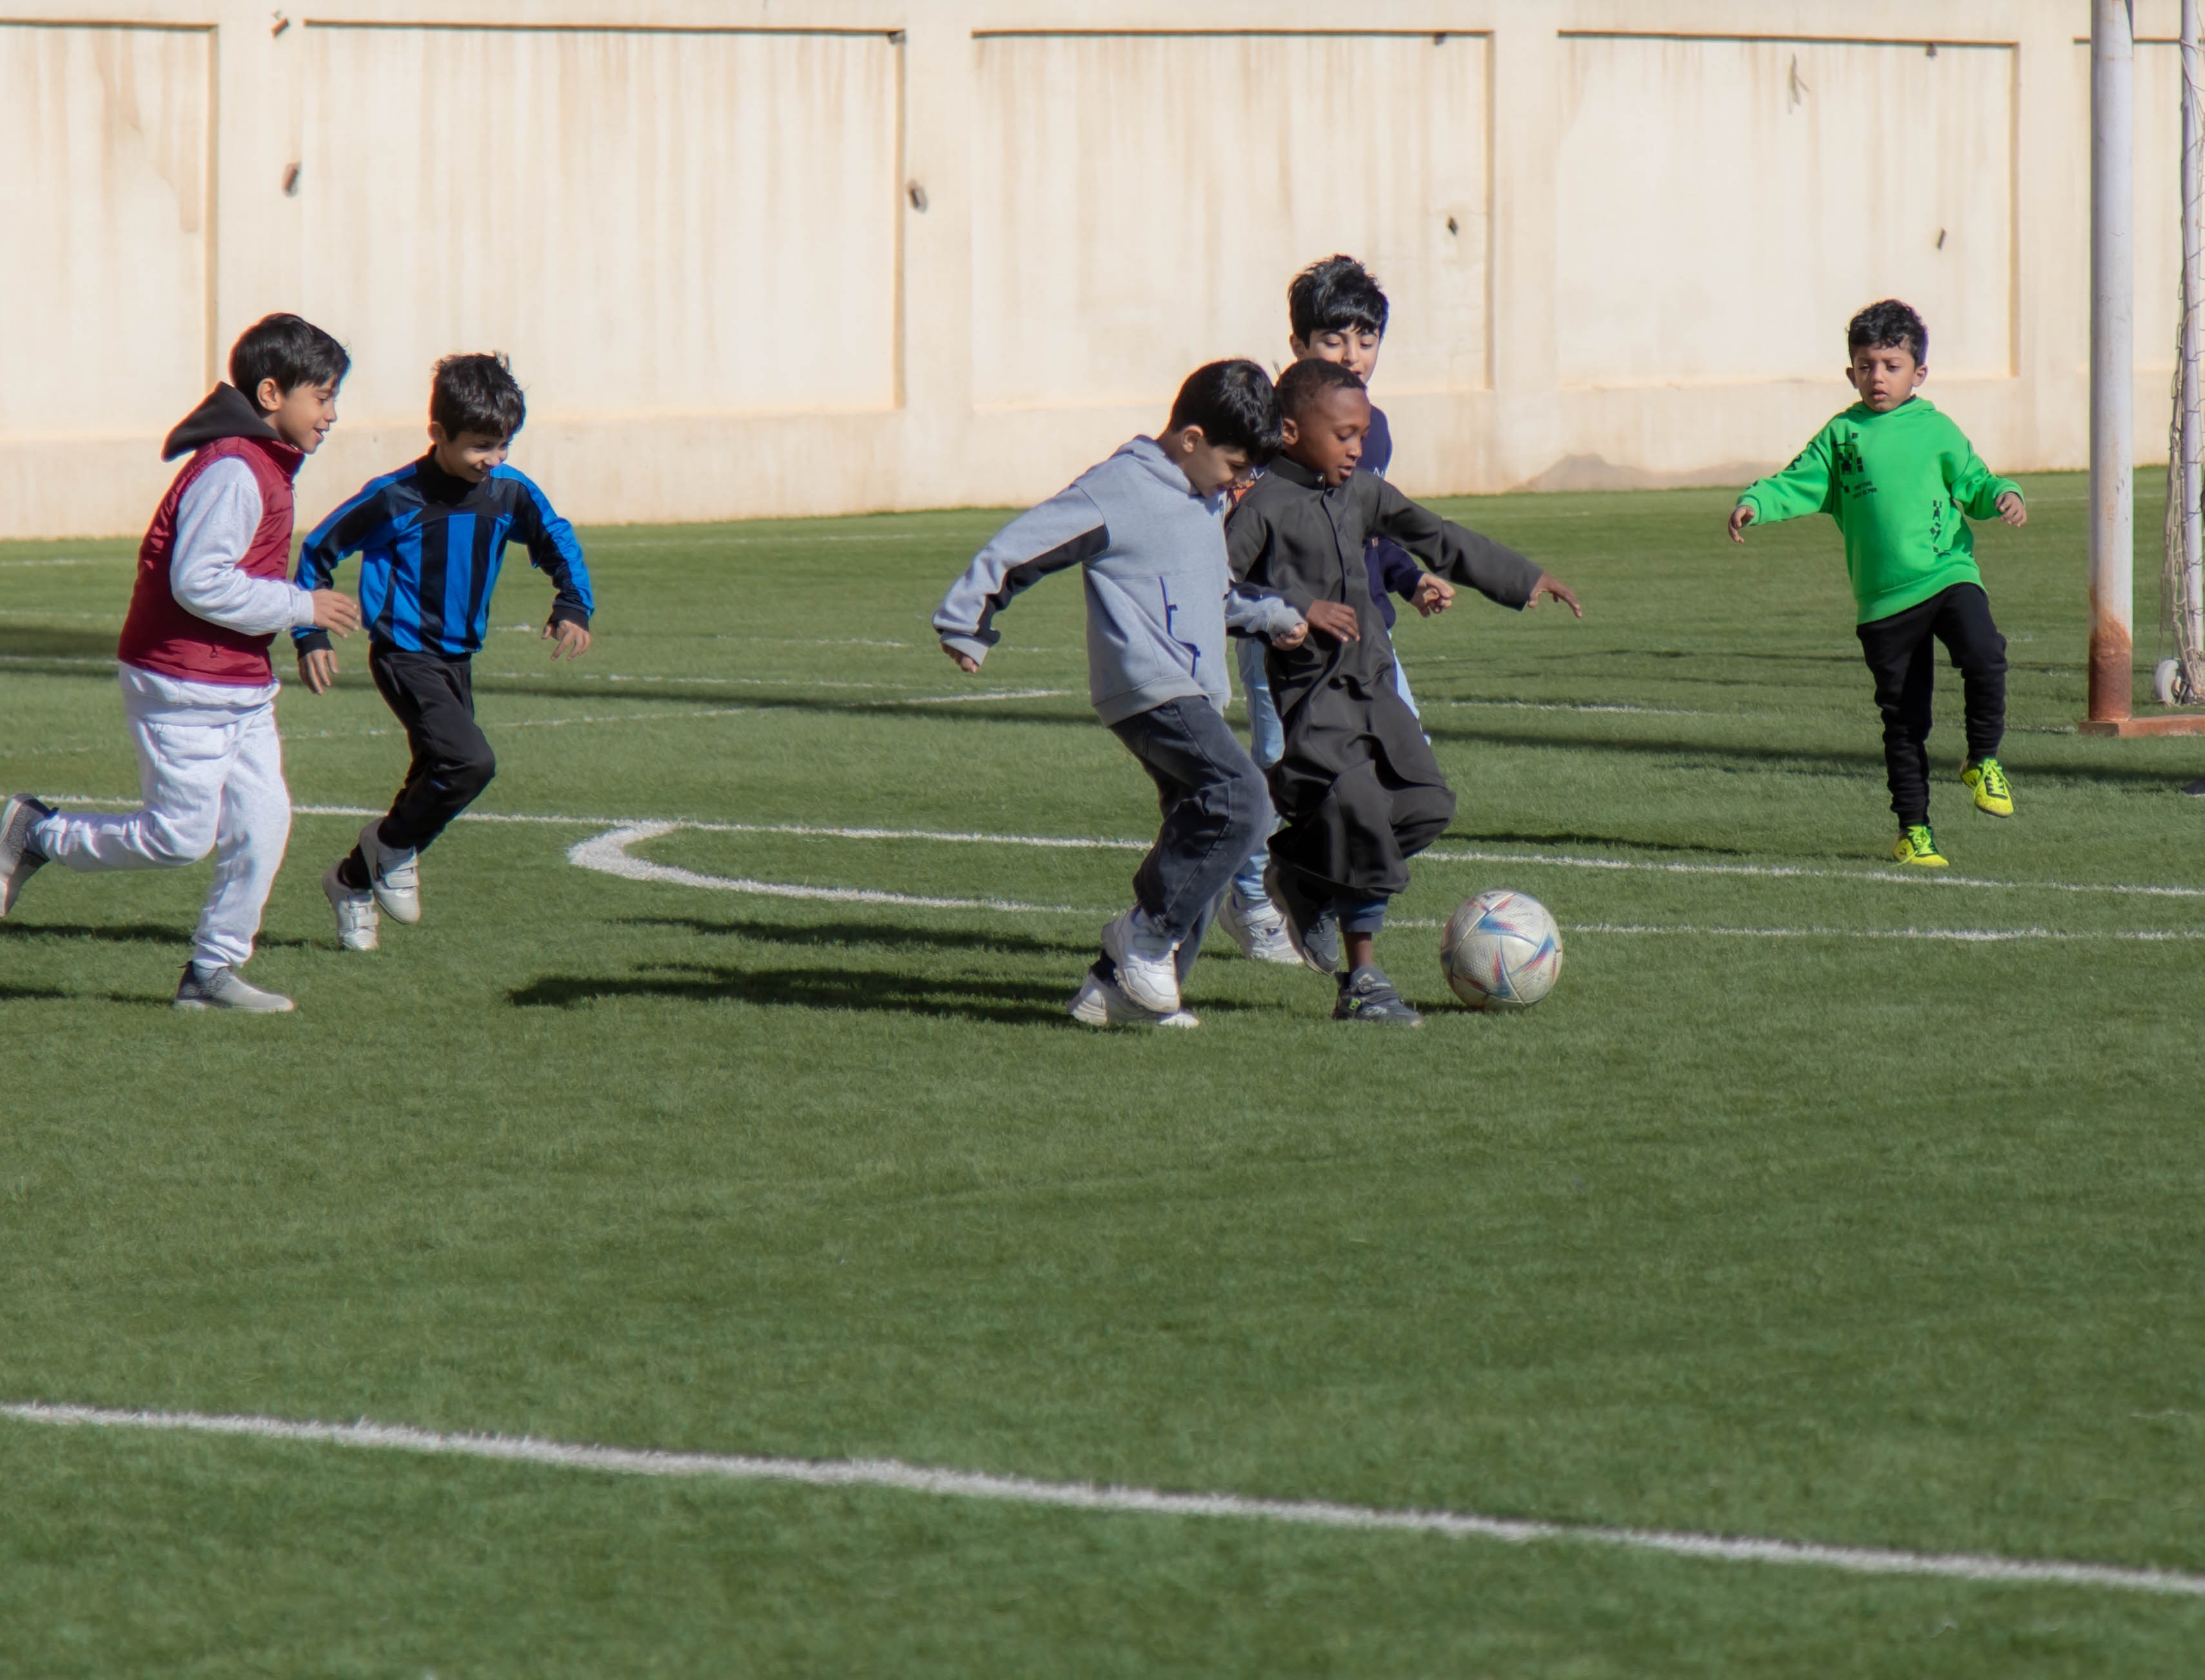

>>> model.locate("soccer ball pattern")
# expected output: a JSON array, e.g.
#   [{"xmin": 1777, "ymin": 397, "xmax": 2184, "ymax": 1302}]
[{"xmin": 1440, "ymin": 888, "xmax": 1564, "ymax": 1011}]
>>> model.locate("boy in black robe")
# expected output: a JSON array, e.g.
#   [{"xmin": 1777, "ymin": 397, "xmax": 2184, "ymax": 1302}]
[{"xmin": 1226, "ymin": 358, "xmax": 1582, "ymax": 1024}]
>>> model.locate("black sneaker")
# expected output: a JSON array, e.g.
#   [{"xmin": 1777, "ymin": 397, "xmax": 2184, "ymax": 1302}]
[
  {"xmin": 1333, "ymin": 965, "xmax": 1423, "ymax": 1026},
  {"xmin": 0, "ymin": 795, "xmax": 54, "ymax": 917},
  {"xmin": 1262, "ymin": 859, "xmax": 1340, "ymax": 974}
]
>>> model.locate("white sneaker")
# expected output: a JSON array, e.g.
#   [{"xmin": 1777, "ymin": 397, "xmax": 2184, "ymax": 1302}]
[
  {"xmin": 1100, "ymin": 908, "xmax": 1181, "ymax": 1013},
  {"xmin": 1068, "ymin": 969, "xmax": 1200, "ymax": 1029},
  {"xmin": 322, "ymin": 861, "xmax": 379, "ymax": 952},
  {"xmin": 0, "ymin": 794, "xmax": 52, "ymax": 918},
  {"xmin": 173, "ymin": 962, "xmax": 295, "ymax": 1013},
  {"xmin": 1214, "ymin": 888, "xmax": 1301, "ymax": 964},
  {"xmin": 357, "ymin": 821, "xmax": 421, "ymax": 924}
]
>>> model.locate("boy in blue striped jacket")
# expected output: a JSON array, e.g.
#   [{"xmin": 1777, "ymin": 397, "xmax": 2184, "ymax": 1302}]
[{"xmin": 293, "ymin": 352, "xmax": 594, "ymax": 950}]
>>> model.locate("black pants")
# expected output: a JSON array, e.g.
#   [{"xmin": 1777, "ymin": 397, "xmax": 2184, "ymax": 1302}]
[
  {"xmin": 1856, "ymin": 582, "xmax": 2006, "ymax": 825},
  {"xmin": 368, "ymin": 643, "xmax": 496, "ymax": 852},
  {"xmin": 1107, "ymin": 696, "xmax": 1273, "ymax": 973}
]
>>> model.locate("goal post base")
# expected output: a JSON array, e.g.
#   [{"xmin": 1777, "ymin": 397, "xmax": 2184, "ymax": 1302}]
[{"xmin": 2078, "ymin": 713, "xmax": 2205, "ymax": 735}]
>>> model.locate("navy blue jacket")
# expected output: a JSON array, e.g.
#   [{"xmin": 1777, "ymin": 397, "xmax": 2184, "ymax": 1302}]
[
  {"xmin": 293, "ymin": 454, "xmax": 593, "ymax": 658},
  {"xmin": 1361, "ymin": 406, "xmax": 1424, "ymax": 629}
]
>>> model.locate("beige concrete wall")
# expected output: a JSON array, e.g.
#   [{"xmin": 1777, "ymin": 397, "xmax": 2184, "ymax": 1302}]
[{"xmin": 0, "ymin": 0, "xmax": 2179, "ymax": 537}]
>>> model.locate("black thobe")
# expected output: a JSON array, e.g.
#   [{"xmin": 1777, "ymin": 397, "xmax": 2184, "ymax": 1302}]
[{"xmin": 1226, "ymin": 457, "xmax": 1543, "ymax": 897}]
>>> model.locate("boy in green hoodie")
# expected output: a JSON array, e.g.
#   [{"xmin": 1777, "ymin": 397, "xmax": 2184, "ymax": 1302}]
[{"xmin": 1729, "ymin": 299, "xmax": 2026, "ymax": 867}]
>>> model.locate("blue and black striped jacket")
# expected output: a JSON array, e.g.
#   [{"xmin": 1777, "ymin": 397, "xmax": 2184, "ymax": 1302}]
[{"xmin": 292, "ymin": 454, "xmax": 593, "ymax": 657}]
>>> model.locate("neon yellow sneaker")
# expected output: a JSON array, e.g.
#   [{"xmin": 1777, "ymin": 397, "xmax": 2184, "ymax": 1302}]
[
  {"xmin": 1960, "ymin": 756, "xmax": 2014, "ymax": 817},
  {"xmin": 1892, "ymin": 823, "xmax": 1950, "ymax": 868}
]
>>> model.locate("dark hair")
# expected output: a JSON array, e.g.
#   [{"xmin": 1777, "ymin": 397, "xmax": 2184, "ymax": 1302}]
[
  {"xmin": 1166, "ymin": 359, "xmax": 1283, "ymax": 460},
  {"xmin": 1276, "ymin": 356, "xmax": 1367, "ymax": 421},
  {"xmin": 229, "ymin": 314, "xmax": 349, "ymax": 408},
  {"xmin": 431, "ymin": 352, "xmax": 527, "ymax": 440},
  {"xmin": 1288, "ymin": 255, "xmax": 1389, "ymax": 344},
  {"xmin": 1848, "ymin": 299, "xmax": 1928, "ymax": 366}
]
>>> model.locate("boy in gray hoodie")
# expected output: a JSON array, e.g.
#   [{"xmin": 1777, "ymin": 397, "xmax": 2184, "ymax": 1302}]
[{"xmin": 935, "ymin": 360, "xmax": 1307, "ymax": 1028}]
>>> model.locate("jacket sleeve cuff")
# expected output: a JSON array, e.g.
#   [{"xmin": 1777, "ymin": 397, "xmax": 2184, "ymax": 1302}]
[
  {"xmin": 549, "ymin": 602, "xmax": 591, "ymax": 630},
  {"xmin": 293, "ymin": 627, "xmax": 333, "ymax": 656},
  {"xmin": 939, "ymin": 632, "xmax": 990, "ymax": 665}
]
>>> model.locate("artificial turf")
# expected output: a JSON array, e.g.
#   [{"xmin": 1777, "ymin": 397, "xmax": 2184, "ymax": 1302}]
[{"xmin": 0, "ymin": 474, "xmax": 2200, "ymax": 1675}]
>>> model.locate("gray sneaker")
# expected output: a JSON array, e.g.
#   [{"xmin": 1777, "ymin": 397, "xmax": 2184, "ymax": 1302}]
[
  {"xmin": 173, "ymin": 962, "xmax": 295, "ymax": 1013},
  {"xmin": 1333, "ymin": 965, "xmax": 1424, "ymax": 1027},
  {"xmin": 1262, "ymin": 859, "xmax": 1340, "ymax": 974},
  {"xmin": 0, "ymin": 794, "xmax": 54, "ymax": 918},
  {"xmin": 357, "ymin": 821, "xmax": 422, "ymax": 924},
  {"xmin": 322, "ymin": 861, "xmax": 380, "ymax": 952},
  {"xmin": 1214, "ymin": 888, "xmax": 1302, "ymax": 964}
]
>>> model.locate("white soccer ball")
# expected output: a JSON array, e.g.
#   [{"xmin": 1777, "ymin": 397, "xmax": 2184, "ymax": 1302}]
[{"xmin": 1440, "ymin": 888, "xmax": 1564, "ymax": 1011}]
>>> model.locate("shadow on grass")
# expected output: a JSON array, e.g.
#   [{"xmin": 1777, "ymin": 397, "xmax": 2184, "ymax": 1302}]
[
  {"xmin": 509, "ymin": 961, "xmax": 1084, "ymax": 1024},
  {"xmin": 620, "ymin": 915, "xmax": 1099, "ymax": 957},
  {"xmin": 469, "ymin": 680, "xmax": 1093, "ymax": 731},
  {"xmin": 0, "ymin": 625, "xmax": 126, "ymax": 667},
  {"xmin": 0, "ymin": 984, "xmax": 70, "ymax": 1002},
  {"xmin": 1422, "ymin": 719, "xmax": 2197, "ymax": 790},
  {"xmin": 0, "ymin": 921, "xmax": 308, "ymax": 952},
  {"xmin": 1447, "ymin": 827, "xmax": 1767, "ymax": 859}
]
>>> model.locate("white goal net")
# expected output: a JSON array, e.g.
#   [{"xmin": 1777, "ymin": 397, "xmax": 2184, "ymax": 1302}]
[{"xmin": 2159, "ymin": 4, "xmax": 2205, "ymax": 707}]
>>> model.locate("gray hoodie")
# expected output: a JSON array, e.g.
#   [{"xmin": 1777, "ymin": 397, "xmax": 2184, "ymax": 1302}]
[{"xmin": 934, "ymin": 436, "xmax": 1304, "ymax": 726}]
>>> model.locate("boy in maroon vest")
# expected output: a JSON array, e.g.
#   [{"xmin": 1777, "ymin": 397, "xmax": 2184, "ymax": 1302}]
[{"xmin": 0, "ymin": 315, "xmax": 361, "ymax": 1010}]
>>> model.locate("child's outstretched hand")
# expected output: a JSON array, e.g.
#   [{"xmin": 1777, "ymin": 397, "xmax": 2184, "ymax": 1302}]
[
  {"xmin": 1304, "ymin": 600, "xmax": 1361, "ymax": 643},
  {"xmin": 1527, "ymin": 573, "xmax": 1583, "ymax": 618},
  {"xmin": 298, "ymin": 648, "xmax": 340, "ymax": 695},
  {"xmin": 545, "ymin": 617, "xmax": 592, "ymax": 661},
  {"xmin": 943, "ymin": 643, "xmax": 981, "ymax": 674},
  {"xmin": 1411, "ymin": 574, "xmax": 1455, "ymax": 618},
  {"xmin": 1997, "ymin": 491, "xmax": 2027, "ymax": 527},
  {"xmin": 1728, "ymin": 504, "xmax": 1756, "ymax": 543}
]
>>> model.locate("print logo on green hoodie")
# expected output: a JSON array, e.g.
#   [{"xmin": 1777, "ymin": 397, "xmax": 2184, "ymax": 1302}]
[{"xmin": 1833, "ymin": 433, "xmax": 1868, "ymax": 487}]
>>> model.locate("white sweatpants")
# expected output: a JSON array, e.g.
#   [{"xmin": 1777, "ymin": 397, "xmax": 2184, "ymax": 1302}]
[{"xmin": 35, "ymin": 669, "xmax": 292, "ymax": 969}]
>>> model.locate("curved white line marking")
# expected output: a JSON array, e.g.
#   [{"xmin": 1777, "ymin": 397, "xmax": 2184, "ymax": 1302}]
[
  {"xmin": 561, "ymin": 824, "xmax": 2205, "ymax": 943},
  {"xmin": 567, "ymin": 824, "xmax": 1090, "ymax": 915},
  {"xmin": 5, "ymin": 1402, "xmax": 2199, "ymax": 1599},
  {"xmin": 52, "ymin": 798, "xmax": 2205, "ymax": 901}
]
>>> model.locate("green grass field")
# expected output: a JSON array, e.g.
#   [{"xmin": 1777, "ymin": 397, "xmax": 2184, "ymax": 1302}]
[{"xmin": 2, "ymin": 475, "xmax": 2202, "ymax": 1675}]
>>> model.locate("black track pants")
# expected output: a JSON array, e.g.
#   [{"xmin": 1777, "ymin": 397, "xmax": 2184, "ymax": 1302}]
[
  {"xmin": 368, "ymin": 644, "xmax": 496, "ymax": 852},
  {"xmin": 1855, "ymin": 582, "xmax": 2006, "ymax": 825}
]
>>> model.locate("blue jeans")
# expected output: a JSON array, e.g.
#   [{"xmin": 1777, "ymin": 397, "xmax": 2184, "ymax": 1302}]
[
  {"xmin": 1231, "ymin": 640, "xmax": 1284, "ymax": 903},
  {"xmin": 1333, "ymin": 895, "xmax": 1388, "ymax": 934},
  {"xmin": 1107, "ymin": 696, "xmax": 1273, "ymax": 966}
]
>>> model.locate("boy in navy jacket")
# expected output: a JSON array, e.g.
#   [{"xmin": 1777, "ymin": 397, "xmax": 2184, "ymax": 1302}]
[{"xmin": 1221, "ymin": 257, "xmax": 1452, "ymax": 965}]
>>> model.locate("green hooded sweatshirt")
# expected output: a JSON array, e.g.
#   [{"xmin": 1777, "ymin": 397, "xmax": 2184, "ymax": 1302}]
[{"xmin": 1736, "ymin": 397, "xmax": 2020, "ymax": 625}]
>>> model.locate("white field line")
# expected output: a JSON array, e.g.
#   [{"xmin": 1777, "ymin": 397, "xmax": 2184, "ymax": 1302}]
[
  {"xmin": 1446, "ymin": 698, "xmax": 1714, "ymax": 718},
  {"xmin": 3, "ymin": 1402, "xmax": 2198, "ymax": 1600},
  {"xmin": 595, "ymin": 531, "xmax": 973, "ymax": 548},
  {"xmin": 39, "ymin": 798, "xmax": 2205, "ymax": 917},
  {"xmin": 717, "ymin": 636, "xmax": 912, "ymax": 648},
  {"xmin": 1560, "ymin": 921, "xmax": 2205, "ymax": 944},
  {"xmin": 566, "ymin": 823, "xmax": 1090, "ymax": 914},
  {"xmin": 39, "ymin": 800, "xmax": 2205, "ymax": 937},
  {"xmin": 1421, "ymin": 845, "xmax": 2205, "ymax": 901},
  {"xmin": 563, "ymin": 826, "xmax": 2201, "ymax": 941}
]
